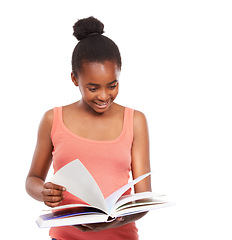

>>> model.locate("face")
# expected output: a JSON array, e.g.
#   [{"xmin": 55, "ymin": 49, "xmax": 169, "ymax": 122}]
[{"xmin": 71, "ymin": 61, "xmax": 120, "ymax": 114}]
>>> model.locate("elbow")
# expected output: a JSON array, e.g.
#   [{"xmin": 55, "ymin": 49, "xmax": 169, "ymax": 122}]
[
  {"xmin": 25, "ymin": 175, "xmax": 44, "ymax": 201},
  {"xmin": 25, "ymin": 175, "xmax": 33, "ymax": 197}
]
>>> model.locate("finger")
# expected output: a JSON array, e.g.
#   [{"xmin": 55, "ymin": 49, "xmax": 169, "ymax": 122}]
[
  {"xmin": 44, "ymin": 182, "xmax": 66, "ymax": 191},
  {"xmin": 73, "ymin": 224, "xmax": 92, "ymax": 232},
  {"xmin": 45, "ymin": 201, "xmax": 63, "ymax": 208},
  {"xmin": 43, "ymin": 195, "xmax": 64, "ymax": 203},
  {"xmin": 42, "ymin": 188, "xmax": 64, "ymax": 196},
  {"xmin": 82, "ymin": 224, "xmax": 93, "ymax": 230},
  {"xmin": 117, "ymin": 216, "xmax": 125, "ymax": 222},
  {"xmin": 82, "ymin": 223, "xmax": 108, "ymax": 232}
]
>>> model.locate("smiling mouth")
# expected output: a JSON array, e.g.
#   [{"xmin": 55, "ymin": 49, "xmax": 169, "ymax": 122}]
[{"xmin": 94, "ymin": 100, "xmax": 110, "ymax": 108}]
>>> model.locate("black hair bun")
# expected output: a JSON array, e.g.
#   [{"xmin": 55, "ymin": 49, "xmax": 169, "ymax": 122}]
[{"xmin": 73, "ymin": 16, "xmax": 104, "ymax": 41}]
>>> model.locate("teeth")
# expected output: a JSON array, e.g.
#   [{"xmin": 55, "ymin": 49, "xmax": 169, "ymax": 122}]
[{"xmin": 96, "ymin": 102, "xmax": 108, "ymax": 106}]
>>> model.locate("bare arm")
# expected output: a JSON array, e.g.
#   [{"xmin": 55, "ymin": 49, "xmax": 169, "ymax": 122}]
[
  {"xmin": 25, "ymin": 110, "xmax": 65, "ymax": 206},
  {"xmin": 131, "ymin": 110, "xmax": 151, "ymax": 193},
  {"xmin": 122, "ymin": 110, "xmax": 151, "ymax": 223}
]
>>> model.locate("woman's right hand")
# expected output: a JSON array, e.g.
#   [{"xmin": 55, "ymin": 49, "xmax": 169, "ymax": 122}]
[{"xmin": 42, "ymin": 182, "xmax": 66, "ymax": 207}]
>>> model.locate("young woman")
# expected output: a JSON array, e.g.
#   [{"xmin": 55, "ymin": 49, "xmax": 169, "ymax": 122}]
[{"xmin": 26, "ymin": 16, "xmax": 151, "ymax": 240}]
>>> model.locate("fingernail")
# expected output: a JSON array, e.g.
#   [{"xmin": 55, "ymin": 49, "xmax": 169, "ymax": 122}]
[{"xmin": 62, "ymin": 187, "xmax": 66, "ymax": 191}]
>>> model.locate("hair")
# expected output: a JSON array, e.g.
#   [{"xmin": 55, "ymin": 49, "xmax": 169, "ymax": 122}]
[{"xmin": 71, "ymin": 16, "xmax": 122, "ymax": 77}]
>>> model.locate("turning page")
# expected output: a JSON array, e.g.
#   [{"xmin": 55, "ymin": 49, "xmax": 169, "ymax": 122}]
[
  {"xmin": 50, "ymin": 160, "xmax": 108, "ymax": 212},
  {"xmin": 105, "ymin": 172, "xmax": 151, "ymax": 212}
]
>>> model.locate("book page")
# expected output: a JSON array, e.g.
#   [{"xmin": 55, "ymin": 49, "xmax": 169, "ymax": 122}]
[
  {"xmin": 105, "ymin": 172, "xmax": 151, "ymax": 213},
  {"xmin": 50, "ymin": 160, "xmax": 108, "ymax": 213},
  {"xmin": 43, "ymin": 203, "xmax": 101, "ymax": 212},
  {"xmin": 113, "ymin": 191, "xmax": 154, "ymax": 211},
  {"xmin": 116, "ymin": 198, "xmax": 169, "ymax": 211},
  {"xmin": 112, "ymin": 201, "xmax": 175, "ymax": 218}
]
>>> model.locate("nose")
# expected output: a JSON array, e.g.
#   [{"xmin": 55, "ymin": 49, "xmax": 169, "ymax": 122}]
[{"xmin": 97, "ymin": 89, "xmax": 109, "ymax": 101}]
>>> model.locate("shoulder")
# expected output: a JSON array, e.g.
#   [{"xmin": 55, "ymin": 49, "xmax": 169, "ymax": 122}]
[
  {"xmin": 133, "ymin": 110, "xmax": 149, "ymax": 138},
  {"xmin": 38, "ymin": 108, "xmax": 54, "ymax": 135},
  {"xmin": 133, "ymin": 110, "xmax": 148, "ymax": 126},
  {"xmin": 41, "ymin": 109, "xmax": 53, "ymax": 125}
]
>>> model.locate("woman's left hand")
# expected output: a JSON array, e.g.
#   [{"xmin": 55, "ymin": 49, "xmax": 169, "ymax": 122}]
[
  {"xmin": 73, "ymin": 212, "xmax": 148, "ymax": 232},
  {"xmin": 73, "ymin": 216, "xmax": 125, "ymax": 232}
]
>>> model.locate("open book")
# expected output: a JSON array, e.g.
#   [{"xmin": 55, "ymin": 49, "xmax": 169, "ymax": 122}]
[{"xmin": 37, "ymin": 160, "xmax": 173, "ymax": 228}]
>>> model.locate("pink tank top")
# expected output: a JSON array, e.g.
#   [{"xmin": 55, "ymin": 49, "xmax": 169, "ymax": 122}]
[{"xmin": 49, "ymin": 106, "xmax": 139, "ymax": 240}]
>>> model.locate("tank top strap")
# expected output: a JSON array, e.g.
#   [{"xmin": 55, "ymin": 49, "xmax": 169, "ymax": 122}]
[
  {"xmin": 51, "ymin": 106, "xmax": 62, "ymax": 139},
  {"xmin": 123, "ymin": 107, "xmax": 134, "ymax": 143}
]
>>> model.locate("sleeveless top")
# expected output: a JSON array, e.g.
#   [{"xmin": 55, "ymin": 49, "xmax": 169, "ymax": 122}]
[{"xmin": 49, "ymin": 106, "xmax": 139, "ymax": 240}]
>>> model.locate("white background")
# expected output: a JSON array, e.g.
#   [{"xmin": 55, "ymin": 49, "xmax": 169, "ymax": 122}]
[{"xmin": 1, "ymin": 0, "xmax": 231, "ymax": 239}]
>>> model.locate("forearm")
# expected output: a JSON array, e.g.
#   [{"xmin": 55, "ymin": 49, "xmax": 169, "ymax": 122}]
[{"xmin": 26, "ymin": 176, "xmax": 44, "ymax": 202}]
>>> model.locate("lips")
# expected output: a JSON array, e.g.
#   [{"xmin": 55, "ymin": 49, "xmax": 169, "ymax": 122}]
[{"xmin": 94, "ymin": 100, "xmax": 110, "ymax": 109}]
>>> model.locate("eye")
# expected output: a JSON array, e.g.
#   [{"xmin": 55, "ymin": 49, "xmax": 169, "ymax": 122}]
[
  {"xmin": 108, "ymin": 83, "xmax": 118, "ymax": 90},
  {"xmin": 88, "ymin": 87, "xmax": 98, "ymax": 92},
  {"xmin": 109, "ymin": 86, "xmax": 116, "ymax": 90}
]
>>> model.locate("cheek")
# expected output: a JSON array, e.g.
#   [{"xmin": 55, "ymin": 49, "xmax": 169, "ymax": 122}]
[
  {"xmin": 113, "ymin": 86, "xmax": 119, "ymax": 97},
  {"xmin": 114, "ymin": 90, "xmax": 119, "ymax": 98},
  {"xmin": 79, "ymin": 86, "xmax": 93, "ymax": 99},
  {"xmin": 83, "ymin": 91, "xmax": 95, "ymax": 100}
]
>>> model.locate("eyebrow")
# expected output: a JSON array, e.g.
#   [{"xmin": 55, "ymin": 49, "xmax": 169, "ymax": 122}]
[{"xmin": 86, "ymin": 80, "xmax": 118, "ymax": 86}]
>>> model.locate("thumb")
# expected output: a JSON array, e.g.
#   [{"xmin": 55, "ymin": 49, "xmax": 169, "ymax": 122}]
[{"xmin": 117, "ymin": 216, "xmax": 125, "ymax": 222}]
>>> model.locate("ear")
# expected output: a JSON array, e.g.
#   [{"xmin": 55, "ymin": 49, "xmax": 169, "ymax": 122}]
[{"xmin": 71, "ymin": 72, "xmax": 79, "ymax": 86}]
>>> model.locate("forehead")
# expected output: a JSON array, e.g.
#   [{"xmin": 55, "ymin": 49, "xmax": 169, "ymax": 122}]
[{"xmin": 79, "ymin": 61, "xmax": 120, "ymax": 83}]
